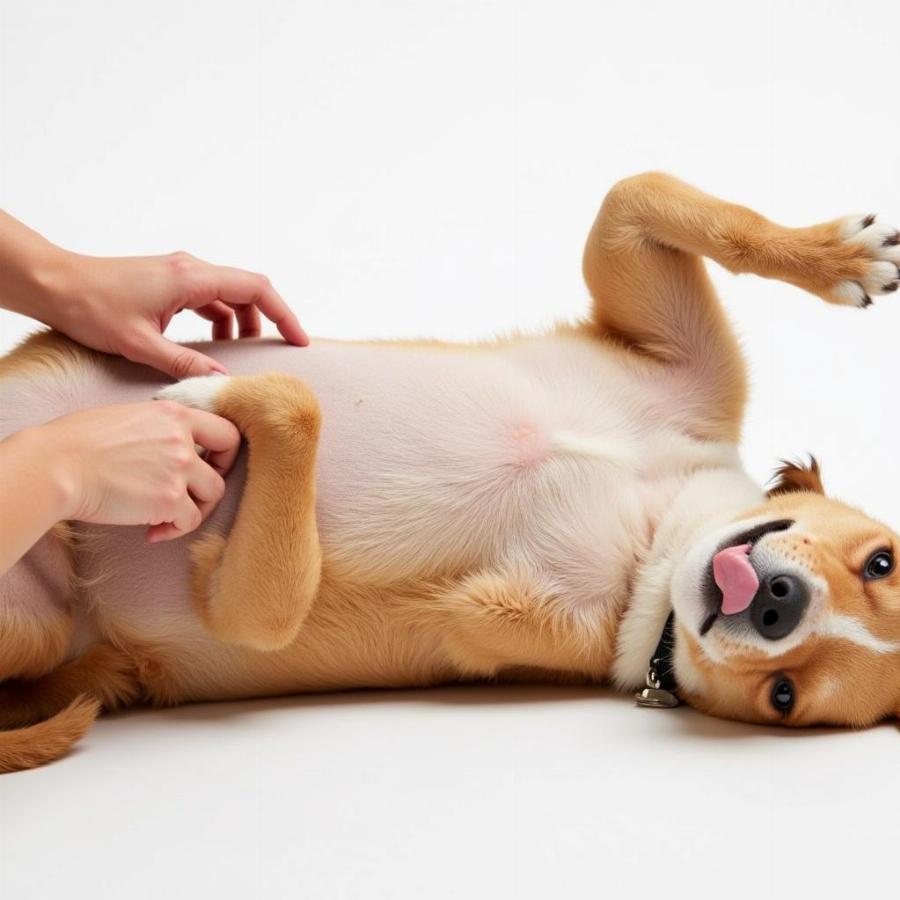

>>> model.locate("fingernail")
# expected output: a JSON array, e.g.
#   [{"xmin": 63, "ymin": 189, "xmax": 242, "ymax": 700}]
[{"xmin": 209, "ymin": 362, "xmax": 229, "ymax": 375}]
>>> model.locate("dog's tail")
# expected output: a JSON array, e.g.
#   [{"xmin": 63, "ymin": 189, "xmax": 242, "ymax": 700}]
[{"xmin": 0, "ymin": 695, "xmax": 100, "ymax": 773}]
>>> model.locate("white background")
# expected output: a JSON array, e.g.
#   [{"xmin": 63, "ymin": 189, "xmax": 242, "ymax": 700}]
[{"xmin": 1, "ymin": 1, "xmax": 899, "ymax": 897}]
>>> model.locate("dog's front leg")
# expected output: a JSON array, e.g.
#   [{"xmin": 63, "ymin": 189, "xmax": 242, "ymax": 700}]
[
  {"xmin": 158, "ymin": 373, "xmax": 322, "ymax": 652},
  {"xmin": 434, "ymin": 569, "xmax": 610, "ymax": 680}
]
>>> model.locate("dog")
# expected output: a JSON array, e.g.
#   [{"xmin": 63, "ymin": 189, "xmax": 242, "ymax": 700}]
[{"xmin": 3, "ymin": 172, "xmax": 900, "ymax": 773}]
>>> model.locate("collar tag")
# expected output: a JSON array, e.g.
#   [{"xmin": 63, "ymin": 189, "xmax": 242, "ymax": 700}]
[
  {"xmin": 634, "ymin": 612, "xmax": 681, "ymax": 709},
  {"xmin": 635, "ymin": 685, "xmax": 680, "ymax": 709}
]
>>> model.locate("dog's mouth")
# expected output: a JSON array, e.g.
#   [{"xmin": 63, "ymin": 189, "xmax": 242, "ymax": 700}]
[{"xmin": 698, "ymin": 519, "xmax": 794, "ymax": 636}]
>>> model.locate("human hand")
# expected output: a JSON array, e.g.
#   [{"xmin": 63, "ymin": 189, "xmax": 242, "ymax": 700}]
[
  {"xmin": 31, "ymin": 399, "xmax": 242, "ymax": 542},
  {"xmin": 47, "ymin": 251, "xmax": 308, "ymax": 379}
]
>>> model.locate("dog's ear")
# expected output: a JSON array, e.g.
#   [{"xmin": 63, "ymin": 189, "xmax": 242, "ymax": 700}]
[{"xmin": 767, "ymin": 456, "xmax": 825, "ymax": 497}]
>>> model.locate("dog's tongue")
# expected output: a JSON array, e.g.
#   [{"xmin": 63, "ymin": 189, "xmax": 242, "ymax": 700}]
[{"xmin": 712, "ymin": 544, "xmax": 759, "ymax": 615}]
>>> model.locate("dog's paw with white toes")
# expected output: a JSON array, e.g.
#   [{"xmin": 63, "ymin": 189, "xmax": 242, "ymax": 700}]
[
  {"xmin": 155, "ymin": 375, "xmax": 232, "ymax": 413},
  {"xmin": 831, "ymin": 214, "xmax": 900, "ymax": 307}
]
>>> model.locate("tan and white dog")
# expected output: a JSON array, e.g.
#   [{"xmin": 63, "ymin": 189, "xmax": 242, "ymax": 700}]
[{"xmin": 3, "ymin": 173, "xmax": 900, "ymax": 773}]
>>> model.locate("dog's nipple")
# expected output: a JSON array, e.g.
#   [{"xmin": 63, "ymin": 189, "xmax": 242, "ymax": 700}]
[{"xmin": 712, "ymin": 544, "xmax": 759, "ymax": 615}]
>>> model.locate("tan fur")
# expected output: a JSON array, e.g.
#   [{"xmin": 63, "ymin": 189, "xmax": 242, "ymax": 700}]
[
  {"xmin": 0, "ymin": 603, "xmax": 74, "ymax": 682},
  {"xmin": 0, "ymin": 328, "xmax": 102, "ymax": 380},
  {"xmin": 434, "ymin": 569, "xmax": 617, "ymax": 679},
  {"xmin": 0, "ymin": 643, "xmax": 140, "ymax": 729},
  {"xmin": 0, "ymin": 696, "xmax": 100, "ymax": 773},
  {"xmin": 192, "ymin": 374, "xmax": 322, "ymax": 650},
  {"xmin": 3, "ymin": 173, "xmax": 899, "ymax": 771},
  {"xmin": 0, "ymin": 524, "xmax": 78, "ymax": 682},
  {"xmin": 0, "ymin": 644, "xmax": 140, "ymax": 771},
  {"xmin": 678, "ymin": 491, "xmax": 900, "ymax": 726}
]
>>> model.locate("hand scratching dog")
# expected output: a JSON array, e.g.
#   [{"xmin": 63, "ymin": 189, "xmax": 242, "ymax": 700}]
[{"xmin": 2, "ymin": 173, "xmax": 900, "ymax": 772}]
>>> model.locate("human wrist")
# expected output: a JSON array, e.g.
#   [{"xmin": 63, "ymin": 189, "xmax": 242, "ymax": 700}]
[
  {"xmin": 24, "ymin": 247, "xmax": 94, "ymax": 331},
  {"xmin": 10, "ymin": 424, "xmax": 82, "ymax": 522}
]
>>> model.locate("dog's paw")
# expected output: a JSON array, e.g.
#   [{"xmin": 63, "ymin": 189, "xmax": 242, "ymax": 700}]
[
  {"xmin": 828, "ymin": 214, "xmax": 900, "ymax": 307},
  {"xmin": 155, "ymin": 374, "xmax": 232, "ymax": 413}
]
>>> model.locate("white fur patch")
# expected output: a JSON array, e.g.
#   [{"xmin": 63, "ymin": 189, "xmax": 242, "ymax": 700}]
[
  {"xmin": 611, "ymin": 466, "xmax": 764, "ymax": 688},
  {"xmin": 818, "ymin": 614, "xmax": 900, "ymax": 655},
  {"xmin": 550, "ymin": 431, "xmax": 638, "ymax": 467},
  {"xmin": 833, "ymin": 214, "xmax": 900, "ymax": 306},
  {"xmin": 155, "ymin": 374, "xmax": 231, "ymax": 412},
  {"xmin": 672, "ymin": 634, "xmax": 707, "ymax": 697}
]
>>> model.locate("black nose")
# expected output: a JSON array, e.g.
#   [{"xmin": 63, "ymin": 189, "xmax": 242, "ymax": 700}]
[{"xmin": 749, "ymin": 574, "xmax": 809, "ymax": 640}]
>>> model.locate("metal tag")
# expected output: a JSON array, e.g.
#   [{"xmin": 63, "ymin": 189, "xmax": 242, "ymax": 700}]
[{"xmin": 635, "ymin": 687, "xmax": 680, "ymax": 709}]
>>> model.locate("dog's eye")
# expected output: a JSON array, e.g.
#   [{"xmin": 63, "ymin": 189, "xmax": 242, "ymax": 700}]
[
  {"xmin": 863, "ymin": 549, "xmax": 894, "ymax": 581},
  {"xmin": 770, "ymin": 677, "xmax": 795, "ymax": 714}
]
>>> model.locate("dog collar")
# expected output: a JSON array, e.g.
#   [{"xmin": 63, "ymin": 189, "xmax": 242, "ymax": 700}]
[{"xmin": 634, "ymin": 611, "xmax": 680, "ymax": 709}]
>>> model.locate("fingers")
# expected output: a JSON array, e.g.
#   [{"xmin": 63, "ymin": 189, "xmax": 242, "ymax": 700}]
[
  {"xmin": 146, "ymin": 445, "xmax": 231, "ymax": 544},
  {"xmin": 183, "ymin": 406, "xmax": 240, "ymax": 451},
  {"xmin": 182, "ymin": 406, "xmax": 242, "ymax": 476},
  {"xmin": 145, "ymin": 484, "xmax": 203, "ymax": 544},
  {"xmin": 145, "ymin": 493, "xmax": 203, "ymax": 543},
  {"xmin": 183, "ymin": 408, "xmax": 242, "ymax": 476},
  {"xmin": 208, "ymin": 266, "xmax": 309, "ymax": 346},
  {"xmin": 193, "ymin": 300, "xmax": 263, "ymax": 341},
  {"xmin": 193, "ymin": 297, "xmax": 264, "ymax": 340},
  {"xmin": 186, "ymin": 454, "xmax": 227, "ymax": 521},
  {"xmin": 234, "ymin": 303, "xmax": 261, "ymax": 338},
  {"xmin": 146, "ymin": 522, "xmax": 182, "ymax": 542},
  {"xmin": 193, "ymin": 301, "xmax": 235, "ymax": 340},
  {"xmin": 249, "ymin": 277, "xmax": 308, "ymax": 345},
  {"xmin": 125, "ymin": 330, "xmax": 228, "ymax": 379}
]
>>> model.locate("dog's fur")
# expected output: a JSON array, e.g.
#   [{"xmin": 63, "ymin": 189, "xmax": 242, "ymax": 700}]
[{"xmin": 3, "ymin": 173, "xmax": 900, "ymax": 773}]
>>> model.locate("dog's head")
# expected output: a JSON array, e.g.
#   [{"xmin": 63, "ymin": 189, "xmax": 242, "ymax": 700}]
[{"xmin": 670, "ymin": 459, "xmax": 900, "ymax": 727}]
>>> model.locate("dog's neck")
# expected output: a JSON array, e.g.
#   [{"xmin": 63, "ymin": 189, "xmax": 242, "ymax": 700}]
[{"xmin": 610, "ymin": 464, "xmax": 765, "ymax": 689}]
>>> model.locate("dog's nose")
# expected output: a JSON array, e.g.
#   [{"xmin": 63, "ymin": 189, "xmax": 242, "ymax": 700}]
[{"xmin": 749, "ymin": 574, "xmax": 809, "ymax": 640}]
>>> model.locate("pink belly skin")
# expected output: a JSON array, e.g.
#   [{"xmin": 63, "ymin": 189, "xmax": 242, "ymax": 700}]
[{"xmin": 0, "ymin": 334, "xmax": 719, "ymax": 697}]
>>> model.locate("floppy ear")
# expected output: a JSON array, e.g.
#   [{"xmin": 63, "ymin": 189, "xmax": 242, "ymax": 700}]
[{"xmin": 767, "ymin": 456, "xmax": 825, "ymax": 497}]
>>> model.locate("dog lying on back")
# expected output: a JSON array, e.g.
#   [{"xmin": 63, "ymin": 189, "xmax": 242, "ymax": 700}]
[{"xmin": 2, "ymin": 172, "xmax": 900, "ymax": 773}]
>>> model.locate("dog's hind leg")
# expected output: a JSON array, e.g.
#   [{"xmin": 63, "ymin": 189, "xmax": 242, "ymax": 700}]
[
  {"xmin": 0, "ymin": 526, "xmax": 75, "ymax": 681},
  {"xmin": 582, "ymin": 172, "xmax": 900, "ymax": 441},
  {"xmin": 157, "ymin": 373, "xmax": 322, "ymax": 652}
]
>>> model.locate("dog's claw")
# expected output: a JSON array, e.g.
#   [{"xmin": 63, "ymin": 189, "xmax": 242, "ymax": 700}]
[{"xmin": 831, "ymin": 214, "xmax": 900, "ymax": 306}]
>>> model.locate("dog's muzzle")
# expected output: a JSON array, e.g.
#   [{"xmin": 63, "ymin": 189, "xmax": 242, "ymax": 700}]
[
  {"xmin": 701, "ymin": 519, "xmax": 809, "ymax": 639},
  {"xmin": 712, "ymin": 551, "xmax": 809, "ymax": 640}
]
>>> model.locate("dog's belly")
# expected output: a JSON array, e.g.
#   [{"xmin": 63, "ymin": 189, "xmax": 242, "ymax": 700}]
[{"xmin": 2, "ymin": 333, "xmax": 735, "ymax": 694}]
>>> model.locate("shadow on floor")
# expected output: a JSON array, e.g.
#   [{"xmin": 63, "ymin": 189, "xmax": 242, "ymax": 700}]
[{"xmin": 103, "ymin": 681, "xmax": 894, "ymax": 742}]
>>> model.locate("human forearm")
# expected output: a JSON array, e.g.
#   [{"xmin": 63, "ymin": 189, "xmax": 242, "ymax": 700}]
[
  {"xmin": 0, "ymin": 427, "xmax": 73, "ymax": 576},
  {"xmin": 0, "ymin": 210, "xmax": 75, "ymax": 325}
]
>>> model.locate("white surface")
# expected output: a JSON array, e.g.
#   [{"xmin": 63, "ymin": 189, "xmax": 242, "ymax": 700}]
[{"xmin": 1, "ymin": 1, "xmax": 899, "ymax": 897}]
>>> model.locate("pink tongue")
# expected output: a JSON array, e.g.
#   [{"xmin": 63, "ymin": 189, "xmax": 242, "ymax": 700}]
[{"xmin": 712, "ymin": 544, "xmax": 759, "ymax": 615}]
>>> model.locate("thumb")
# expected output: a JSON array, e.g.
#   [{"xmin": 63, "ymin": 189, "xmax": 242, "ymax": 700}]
[{"xmin": 125, "ymin": 332, "xmax": 229, "ymax": 380}]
